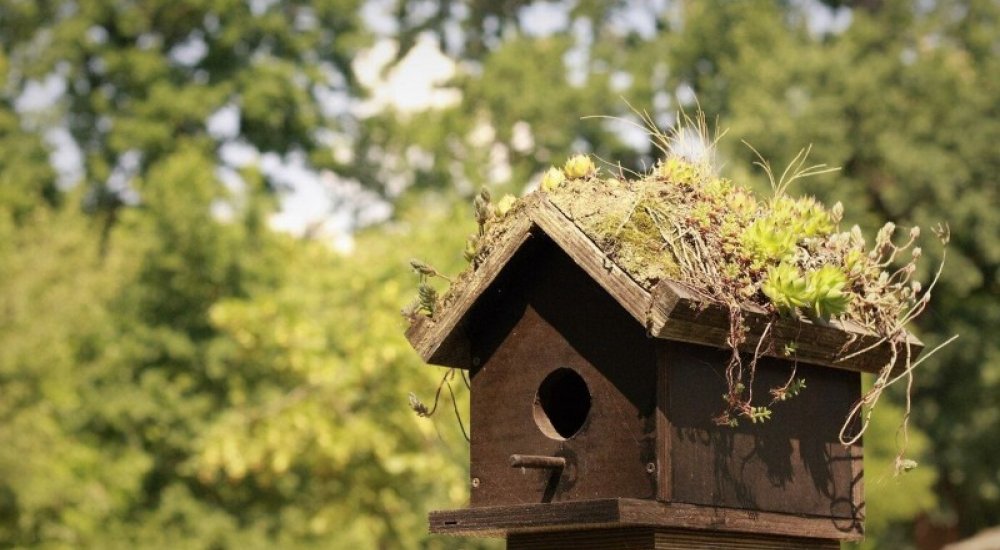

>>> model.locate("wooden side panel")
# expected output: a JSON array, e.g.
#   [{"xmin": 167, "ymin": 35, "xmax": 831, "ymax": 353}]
[
  {"xmin": 528, "ymin": 198, "xmax": 656, "ymax": 328},
  {"xmin": 508, "ymin": 528, "xmax": 654, "ymax": 550},
  {"xmin": 664, "ymin": 341, "xmax": 863, "ymax": 523},
  {"xmin": 508, "ymin": 527, "xmax": 840, "ymax": 550},
  {"xmin": 469, "ymin": 235, "xmax": 659, "ymax": 507},
  {"xmin": 851, "ymin": 431, "xmax": 866, "ymax": 527},
  {"xmin": 430, "ymin": 498, "xmax": 861, "ymax": 541},
  {"xmin": 651, "ymin": 529, "xmax": 840, "ymax": 550},
  {"xmin": 655, "ymin": 342, "xmax": 672, "ymax": 502},
  {"xmin": 406, "ymin": 196, "xmax": 921, "ymax": 375}
]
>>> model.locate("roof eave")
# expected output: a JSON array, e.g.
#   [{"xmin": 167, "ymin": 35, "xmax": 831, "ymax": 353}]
[{"xmin": 405, "ymin": 195, "xmax": 924, "ymax": 374}]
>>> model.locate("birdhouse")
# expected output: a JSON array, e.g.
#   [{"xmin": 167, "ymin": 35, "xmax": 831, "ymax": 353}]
[{"xmin": 406, "ymin": 195, "xmax": 922, "ymax": 548}]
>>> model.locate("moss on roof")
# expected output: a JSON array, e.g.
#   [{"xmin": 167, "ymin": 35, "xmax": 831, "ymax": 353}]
[{"xmin": 407, "ymin": 119, "xmax": 952, "ymax": 470}]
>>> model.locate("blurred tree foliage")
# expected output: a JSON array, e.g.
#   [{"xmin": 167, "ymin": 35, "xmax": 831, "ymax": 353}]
[{"xmin": 0, "ymin": 0, "xmax": 997, "ymax": 548}]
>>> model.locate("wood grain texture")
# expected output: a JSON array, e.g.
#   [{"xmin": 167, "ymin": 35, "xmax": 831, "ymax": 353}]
[
  {"xmin": 650, "ymin": 528, "xmax": 840, "ymax": 550},
  {"xmin": 665, "ymin": 342, "xmax": 863, "ymax": 520},
  {"xmin": 652, "ymin": 280, "xmax": 923, "ymax": 375},
  {"xmin": 406, "ymin": 196, "xmax": 921, "ymax": 376},
  {"xmin": 527, "ymin": 198, "xmax": 653, "ymax": 327},
  {"xmin": 508, "ymin": 527, "xmax": 840, "ymax": 549},
  {"xmin": 655, "ymin": 342, "xmax": 672, "ymax": 503},
  {"xmin": 430, "ymin": 498, "xmax": 862, "ymax": 541},
  {"xmin": 405, "ymin": 208, "xmax": 535, "ymax": 368},
  {"xmin": 508, "ymin": 527, "xmax": 653, "ymax": 549},
  {"xmin": 469, "ymin": 236, "xmax": 658, "ymax": 507},
  {"xmin": 850, "ymin": 433, "xmax": 866, "ymax": 528}
]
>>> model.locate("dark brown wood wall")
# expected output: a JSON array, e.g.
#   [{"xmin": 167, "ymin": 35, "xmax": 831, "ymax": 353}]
[
  {"xmin": 460, "ymin": 229, "xmax": 864, "ymax": 530},
  {"xmin": 468, "ymin": 234, "xmax": 659, "ymax": 506},
  {"xmin": 661, "ymin": 341, "xmax": 863, "ymax": 522}
]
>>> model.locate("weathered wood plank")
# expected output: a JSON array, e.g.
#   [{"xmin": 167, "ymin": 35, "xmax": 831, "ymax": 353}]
[
  {"xmin": 528, "ymin": 197, "xmax": 655, "ymax": 327},
  {"xmin": 508, "ymin": 528, "xmax": 654, "ymax": 549},
  {"xmin": 666, "ymin": 343, "xmax": 862, "ymax": 519},
  {"xmin": 406, "ymin": 196, "xmax": 921, "ymax": 376},
  {"xmin": 404, "ymin": 209, "xmax": 535, "ymax": 368},
  {"xmin": 851, "ymin": 434, "xmax": 866, "ymax": 526},
  {"xmin": 431, "ymin": 499, "xmax": 621, "ymax": 537},
  {"xmin": 430, "ymin": 498, "xmax": 862, "ymax": 541},
  {"xmin": 508, "ymin": 527, "xmax": 841, "ymax": 550},
  {"xmin": 623, "ymin": 500, "xmax": 862, "ymax": 542},
  {"xmin": 655, "ymin": 342, "xmax": 672, "ymax": 503},
  {"xmin": 651, "ymin": 528, "xmax": 841, "ymax": 550},
  {"xmin": 653, "ymin": 279, "xmax": 923, "ymax": 375},
  {"xmin": 469, "ymin": 237, "xmax": 659, "ymax": 507}
]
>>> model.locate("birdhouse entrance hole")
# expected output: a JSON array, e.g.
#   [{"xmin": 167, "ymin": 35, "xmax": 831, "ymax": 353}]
[{"xmin": 533, "ymin": 368, "xmax": 591, "ymax": 439}]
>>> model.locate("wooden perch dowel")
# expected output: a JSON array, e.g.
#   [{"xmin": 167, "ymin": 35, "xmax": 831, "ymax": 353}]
[{"xmin": 509, "ymin": 454, "xmax": 566, "ymax": 470}]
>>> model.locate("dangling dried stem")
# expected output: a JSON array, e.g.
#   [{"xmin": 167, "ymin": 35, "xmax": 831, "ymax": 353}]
[{"xmin": 409, "ymin": 368, "xmax": 472, "ymax": 442}]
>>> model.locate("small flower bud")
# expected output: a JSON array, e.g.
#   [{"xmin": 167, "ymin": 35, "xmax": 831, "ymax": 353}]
[
  {"xmin": 911, "ymin": 247, "xmax": 922, "ymax": 259},
  {"xmin": 831, "ymin": 201, "xmax": 843, "ymax": 223},
  {"xmin": 909, "ymin": 226, "xmax": 920, "ymax": 240},
  {"xmin": 877, "ymin": 222, "xmax": 895, "ymax": 244},
  {"xmin": 932, "ymin": 223, "xmax": 951, "ymax": 244},
  {"xmin": 850, "ymin": 225, "xmax": 865, "ymax": 246},
  {"xmin": 410, "ymin": 259, "xmax": 437, "ymax": 278}
]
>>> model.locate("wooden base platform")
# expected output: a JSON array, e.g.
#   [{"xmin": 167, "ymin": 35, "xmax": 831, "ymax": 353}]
[
  {"xmin": 507, "ymin": 527, "xmax": 840, "ymax": 549},
  {"xmin": 430, "ymin": 498, "xmax": 862, "ymax": 543}
]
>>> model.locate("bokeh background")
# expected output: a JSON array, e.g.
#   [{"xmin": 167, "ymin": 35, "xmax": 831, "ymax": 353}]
[{"xmin": 0, "ymin": 0, "xmax": 997, "ymax": 548}]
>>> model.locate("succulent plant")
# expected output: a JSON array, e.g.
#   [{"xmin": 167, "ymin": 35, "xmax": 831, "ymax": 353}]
[
  {"xmin": 804, "ymin": 265, "xmax": 851, "ymax": 320},
  {"xmin": 761, "ymin": 262, "xmax": 810, "ymax": 314},
  {"xmin": 540, "ymin": 166, "xmax": 566, "ymax": 191},
  {"xmin": 742, "ymin": 219, "xmax": 798, "ymax": 263},
  {"xmin": 463, "ymin": 233, "xmax": 480, "ymax": 263},
  {"xmin": 770, "ymin": 195, "xmax": 835, "ymax": 238},
  {"xmin": 473, "ymin": 187, "xmax": 492, "ymax": 234},
  {"xmin": 563, "ymin": 154, "xmax": 596, "ymax": 179},
  {"xmin": 417, "ymin": 283, "xmax": 438, "ymax": 317},
  {"xmin": 656, "ymin": 157, "xmax": 700, "ymax": 186},
  {"xmin": 494, "ymin": 194, "xmax": 517, "ymax": 217}
]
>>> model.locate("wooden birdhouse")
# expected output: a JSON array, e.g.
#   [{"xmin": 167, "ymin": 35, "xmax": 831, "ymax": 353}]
[{"xmin": 406, "ymin": 195, "xmax": 922, "ymax": 549}]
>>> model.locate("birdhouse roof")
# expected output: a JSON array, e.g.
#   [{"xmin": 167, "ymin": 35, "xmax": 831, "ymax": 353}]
[{"xmin": 405, "ymin": 194, "xmax": 922, "ymax": 373}]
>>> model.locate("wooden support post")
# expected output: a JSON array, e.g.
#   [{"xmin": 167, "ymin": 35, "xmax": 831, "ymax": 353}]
[{"xmin": 507, "ymin": 527, "xmax": 840, "ymax": 550}]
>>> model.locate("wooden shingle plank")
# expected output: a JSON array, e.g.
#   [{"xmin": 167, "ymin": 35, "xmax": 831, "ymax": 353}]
[
  {"xmin": 650, "ymin": 280, "xmax": 924, "ymax": 374},
  {"xmin": 528, "ymin": 198, "xmax": 922, "ymax": 374},
  {"xmin": 404, "ymin": 210, "xmax": 536, "ymax": 368},
  {"xmin": 528, "ymin": 197, "xmax": 654, "ymax": 329},
  {"xmin": 405, "ymin": 194, "xmax": 922, "ymax": 375}
]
